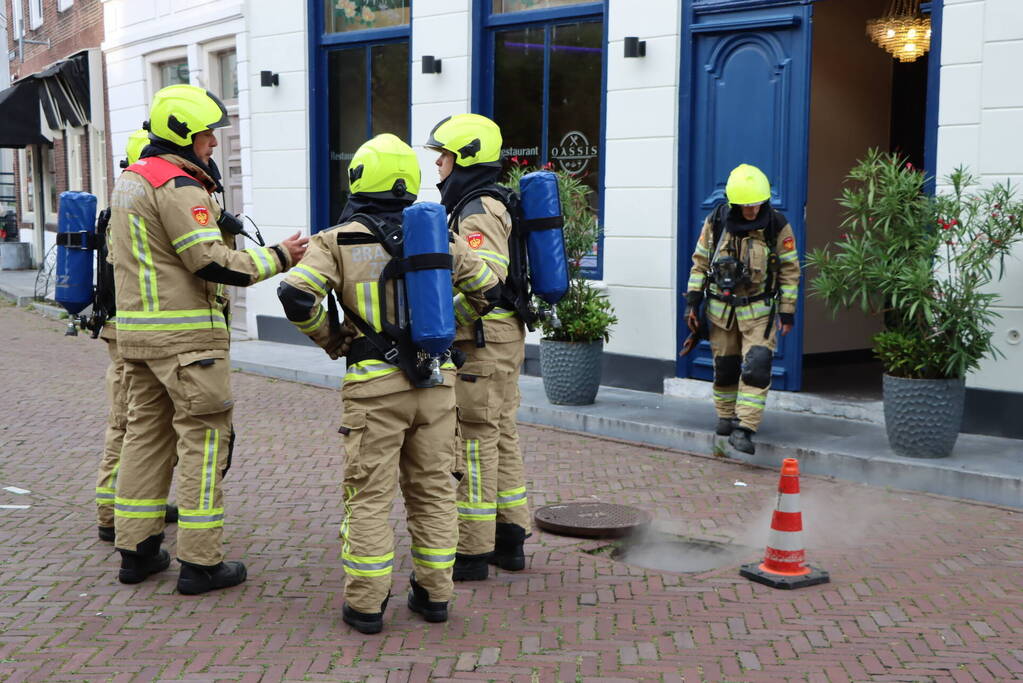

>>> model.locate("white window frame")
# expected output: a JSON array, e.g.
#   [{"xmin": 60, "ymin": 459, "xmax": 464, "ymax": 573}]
[
  {"xmin": 18, "ymin": 145, "xmax": 57, "ymax": 226},
  {"xmin": 19, "ymin": 147, "xmax": 36, "ymax": 222},
  {"xmin": 202, "ymin": 37, "xmax": 239, "ymax": 107},
  {"xmin": 12, "ymin": 0, "xmax": 25, "ymax": 38},
  {"xmin": 57, "ymin": 0, "xmax": 73, "ymax": 12},
  {"xmin": 65, "ymin": 127, "xmax": 84, "ymax": 192},
  {"xmin": 28, "ymin": 0, "xmax": 42, "ymax": 30},
  {"xmin": 144, "ymin": 47, "xmax": 190, "ymax": 101}
]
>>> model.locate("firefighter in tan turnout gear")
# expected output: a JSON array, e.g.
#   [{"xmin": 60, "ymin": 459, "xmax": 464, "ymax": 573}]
[
  {"xmin": 684, "ymin": 164, "xmax": 800, "ymax": 455},
  {"xmin": 109, "ymin": 85, "xmax": 308, "ymax": 592},
  {"xmin": 425, "ymin": 114, "xmax": 532, "ymax": 581},
  {"xmin": 276, "ymin": 134, "xmax": 502, "ymax": 634},
  {"xmin": 95, "ymin": 129, "xmax": 180, "ymax": 542}
]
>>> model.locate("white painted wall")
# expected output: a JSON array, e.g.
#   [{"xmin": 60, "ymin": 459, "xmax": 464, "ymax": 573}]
[
  {"xmin": 241, "ymin": 0, "xmax": 309, "ymax": 335},
  {"xmin": 937, "ymin": 0, "xmax": 1023, "ymax": 393},
  {"xmin": 0, "ymin": 2, "xmax": 13, "ymax": 216}
]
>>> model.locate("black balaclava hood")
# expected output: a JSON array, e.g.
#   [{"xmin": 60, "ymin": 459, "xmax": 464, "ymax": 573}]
[
  {"xmin": 140, "ymin": 139, "xmax": 224, "ymax": 193},
  {"xmin": 724, "ymin": 202, "xmax": 773, "ymax": 234},
  {"xmin": 437, "ymin": 163, "xmax": 502, "ymax": 213},
  {"xmin": 338, "ymin": 193, "xmax": 416, "ymax": 227}
]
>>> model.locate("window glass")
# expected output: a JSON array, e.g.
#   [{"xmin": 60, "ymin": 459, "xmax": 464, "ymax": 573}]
[
  {"xmin": 493, "ymin": 27, "xmax": 545, "ymax": 172},
  {"xmin": 547, "ymin": 21, "xmax": 602, "ymax": 199},
  {"xmin": 326, "ymin": 0, "xmax": 410, "ymax": 33},
  {"xmin": 328, "ymin": 48, "xmax": 367, "ymax": 224},
  {"xmin": 217, "ymin": 51, "xmax": 239, "ymax": 101},
  {"xmin": 369, "ymin": 43, "xmax": 409, "ymax": 138},
  {"xmin": 158, "ymin": 60, "xmax": 190, "ymax": 88},
  {"xmin": 492, "ymin": 0, "xmax": 591, "ymax": 13}
]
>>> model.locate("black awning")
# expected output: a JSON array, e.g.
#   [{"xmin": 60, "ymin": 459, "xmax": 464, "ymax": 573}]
[
  {"xmin": 0, "ymin": 51, "xmax": 91, "ymax": 149},
  {"xmin": 0, "ymin": 79, "xmax": 49, "ymax": 148}
]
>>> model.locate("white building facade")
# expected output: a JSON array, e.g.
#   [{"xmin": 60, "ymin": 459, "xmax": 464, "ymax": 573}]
[{"xmin": 122, "ymin": 0, "xmax": 1020, "ymax": 437}]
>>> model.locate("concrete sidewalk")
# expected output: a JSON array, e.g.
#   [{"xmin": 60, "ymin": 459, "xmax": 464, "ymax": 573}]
[{"xmin": 229, "ymin": 338, "xmax": 1023, "ymax": 510}]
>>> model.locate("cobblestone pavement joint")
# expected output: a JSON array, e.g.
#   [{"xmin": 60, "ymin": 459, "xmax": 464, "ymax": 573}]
[{"xmin": 2, "ymin": 302, "xmax": 1023, "ymax": 682}]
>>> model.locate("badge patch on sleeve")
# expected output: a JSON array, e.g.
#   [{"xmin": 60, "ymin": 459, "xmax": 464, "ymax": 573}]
[
  {"xmin": 782, "ymin": 236, "xmax": 795, "ymax": 251},
  {"xmin": 466, "ymin": 232, "xmax": 484, "ymax": 249},
  {"xmin": 191, "ymin": 206, "xmax": 210, "ymax": 226}
]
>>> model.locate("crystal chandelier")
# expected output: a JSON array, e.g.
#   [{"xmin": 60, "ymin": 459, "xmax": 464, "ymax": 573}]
[{"xmin": 866, "ymin": 0, "xmax": 932, "ymax": 63}]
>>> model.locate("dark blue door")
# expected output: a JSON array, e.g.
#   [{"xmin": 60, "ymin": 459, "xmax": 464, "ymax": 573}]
[{"xmin": 678, "ymin": 3, "xmax": 813, "ymax": 391}]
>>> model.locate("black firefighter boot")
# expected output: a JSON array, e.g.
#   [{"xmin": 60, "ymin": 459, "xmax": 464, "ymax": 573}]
[
  {"xmin": 452, "ymin": 553, "xmax": 490, "ymax": 581},
  {"xmin": 342, "ymin": 596, "xmax": 389, "ymax": 635},
  {"xmin": 118, "ymin": 533, "xmax": 171, "ymax": 584},
  {"xmin": 715, "ymin": 417, "xmax": 740, "ymax": 436},
  {"xmin": 728, "ymin": 427, "xmax": 756, "ymax": 455},
  {"xmin": 407, "ymin": 575, "xmax": 448, "ymax": 623},
  {"xmin": 489, "ymin": 522, "xmax": 527, "ymax": 571},
  {"xmin": 176, "ymin": 559, "xmax": 247, "ymax": 595}
]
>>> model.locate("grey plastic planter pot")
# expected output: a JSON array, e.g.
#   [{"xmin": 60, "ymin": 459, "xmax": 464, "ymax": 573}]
[
  {"xmin": 882, "ymin": 374, "xmax": 965, "ymax": 459},
  {"xmin": 539, "ymin": 339, "xmax": 603, "ymax": 406}
]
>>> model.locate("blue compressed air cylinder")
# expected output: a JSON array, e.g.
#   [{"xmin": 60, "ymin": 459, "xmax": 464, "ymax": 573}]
[
  {"xmin": 519, "ymin": 171, "xmax": 569, "ymax": 306},
  {"xmin": 402, "ymin": 202, "xmax": 455, "ymax": 355},
  {"xmin": 55, "ymin": 191, "xmax": 98, "ymax": 316}
]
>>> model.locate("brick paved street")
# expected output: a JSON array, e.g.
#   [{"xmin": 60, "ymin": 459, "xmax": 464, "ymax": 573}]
[{"xmin": 2, "ymin": 301, "xmax": 1023, "ymax": 682}]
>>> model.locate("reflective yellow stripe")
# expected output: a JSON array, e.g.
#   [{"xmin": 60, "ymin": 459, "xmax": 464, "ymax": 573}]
[
  {"xmin": 457, "ymin": 500, "xmax": 497, "ymax": 521},
  {"xmin": 687, "ymin": 273, "xmax": 705, "ymax": 290},
  {"xmin": 466, "ymin": 439, "xmax": 482, "ymax": 503},
  {"xmin": 453, "ymin": 293, "xmax": 477, "ymax": 326},
  {"xmin": 114, "ymin": 497, "xmax": 167, "ymax": 519},
  {"xmin": 199, "ymin": 429, "xmax": 219, "ymax": 511},
  {"xmin": 178, "ymin": 507, "xmax": 225, "ymax": 529},
  {"xmin": 695, "ymin": 242, "xmax": 711, "ymax": 258},
  {"xmin": 496, "ymin": 486, "xmax": 528, "ymax": 509},
  {"xmin": 735, "ymin": 302, "xmax": 773, "ymax": 321},
  {"xmin": 356, "ymin": 282, "xmax": 381, "ymax": 331},
  {"xmin": 738, "ymin": 392, "xmax": 767, "ymax": 408},
  {"xmin": 292, "ymin": 265, "xmax": 328, "ymax": 295},
  {"xmin": 342, "ymin": 551, "xmax": 394, "ymax": 577},
  {"xmin": 129, "ymin": 214, "xmax": 158, "ymax": 312},
  {"xmin": 344, "ymin": 360, "xmax": 399, "ymax": 383},
  {"xmin": 95, "ymin": 486, "xmax": 115, "ymax": 505},
  {"xmin": 296, "ymin": 307, "xmax": 325, "ymax": 334},
  {"xmin": 780, "ymin": 251, "xmax": 799, "ymax": 263},
  {"xmin": 476, "ymin": 248, "xmax": 508, "ymax": 267},
  {"xmin": 172, "ymin": 228, "xmax": 223, "ymax": 254},
  {"xmin": 458, "ymin": 262, "xmax": 494, "ymax": 293},
  {"xmin": 117, "ymin": 309, "xmax": 228, "ymax": 331},
  {"xmin": 484, "ymin": 307, "xmax": 516, "ymax": 320},
  {"xmin": 411, "ymin": 546, "xmax": 456, "ymax": 569}
]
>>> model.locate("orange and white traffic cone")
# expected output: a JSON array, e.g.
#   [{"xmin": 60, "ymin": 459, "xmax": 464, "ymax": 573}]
[{"xmin": 740, "ymin": 458, "xmax": 830, "ymax": 589}]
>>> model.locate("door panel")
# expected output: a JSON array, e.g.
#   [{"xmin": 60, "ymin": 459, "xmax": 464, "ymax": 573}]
[{"xmin": 680, "ymin": 6, "xmax": 812, "ymax": 391}]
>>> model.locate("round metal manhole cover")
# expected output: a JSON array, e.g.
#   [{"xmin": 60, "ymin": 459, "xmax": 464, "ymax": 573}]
[{"xmin": 534, "ymin": 502, "xmax": 652, "ymax": 539}]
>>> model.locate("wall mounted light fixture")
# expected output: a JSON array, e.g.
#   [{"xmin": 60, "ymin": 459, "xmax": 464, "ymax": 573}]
[
  {"xmin": 624, "ymin": 37, "xmax": 646, "ymax": 58},
  {"xmin": 260, "ymin": 70, "xmax": 279, "ymax": 87},
  {"xmin": 422, "ymin": 55, "xmax": 442, "ymax": 74}
]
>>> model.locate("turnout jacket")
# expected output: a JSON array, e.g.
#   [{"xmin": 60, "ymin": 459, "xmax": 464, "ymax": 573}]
[
  {"xmin": 109, "ymin": 154, "xmax": 292, "ymax": 359},
  {"xmin": 686, "ymin": 212, "xmax": 800, "ymax": 329},
  {"xmin": 451, "ymin": 196, "xmax": 525, "ymax": 344},
  {"xmin": 279, "ymin": 219, "xmax": 500, "ymax": 399}
]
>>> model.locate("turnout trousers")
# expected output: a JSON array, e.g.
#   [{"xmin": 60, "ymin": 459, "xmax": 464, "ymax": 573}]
[
  {"xmin": 453, "ymin": 339, "xmax": 531, "ymax": 556},
  {"xmin": 708, "ymin": 314, "xmax": 778, "ymax": 433},
  {"xmin": 114, "ymin": 351, "xmax": 233, "ymax": 566},
  {"xmin": 338, "ymin": 384, "xmax": 458, "ymax": 613},
  {"xmin": 96, "ymin": 340, "xmax": 126, "ymax": 527}
]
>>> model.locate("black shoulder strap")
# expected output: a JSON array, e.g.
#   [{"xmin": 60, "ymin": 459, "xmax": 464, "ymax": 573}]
[
  {"xmin": 447, "ymin": 185, "xmax": 515, "ymax": 233},
  {"xmin": 711, "ymin": 202, "xmax": 729, "ymax": 254}
]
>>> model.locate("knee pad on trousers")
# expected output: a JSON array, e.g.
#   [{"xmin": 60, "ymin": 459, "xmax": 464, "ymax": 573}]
[
  {"xmin": 713, "ymin": 355, "xmax": 741, "ymax": 387},
  {"xmin": 741, "ymin": 346, "xmax": 774, "ymax": 388}
]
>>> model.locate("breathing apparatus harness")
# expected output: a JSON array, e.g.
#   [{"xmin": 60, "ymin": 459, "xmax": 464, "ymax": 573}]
[
  {"xmin": 704, "ymin": 202, "xmax": 784, "ymax": 339},
  {"xmin": 447, "ymin": 185, "xmax": 561, "ymax": 347},
  {"xmin": 325, "ymin": 214, "xmax": 464, "ymax": 388}
]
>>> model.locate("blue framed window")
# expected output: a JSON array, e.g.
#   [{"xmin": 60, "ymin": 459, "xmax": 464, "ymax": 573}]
[
  {"xmin": 308, "ymin": 1, "xmax": 412, "ymax": 232},
  {"xmin": 472, "ymin": 0, "xmax": 607, "ymax": 278}
]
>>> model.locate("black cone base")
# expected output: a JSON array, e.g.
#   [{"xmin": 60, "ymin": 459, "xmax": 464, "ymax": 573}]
[{"xmin": 740, "ymin": 562, "xmax": 830, "ymax": 589}]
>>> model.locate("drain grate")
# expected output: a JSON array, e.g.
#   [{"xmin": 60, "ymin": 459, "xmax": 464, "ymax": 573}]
[{"xmin": 534, "ymin": 502, "xmax": 652, "ymax": 539}]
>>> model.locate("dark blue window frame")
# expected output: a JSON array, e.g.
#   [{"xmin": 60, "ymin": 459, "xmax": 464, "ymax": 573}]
[
  {"xmin": 307, "ymin": 2, "xmax": 413, "ymax": 234},
  {"xmin": 471, "ymin": 0, "xmax": 608, "ymax": 279}
]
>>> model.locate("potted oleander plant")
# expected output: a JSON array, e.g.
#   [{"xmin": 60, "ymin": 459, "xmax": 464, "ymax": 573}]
[
  {"xmin": 806, "ymin": 149, "xmax": 1023, "ymax": 458},
  {"xmin": 504, "ymin": 160, "xmax": 618, "ymax": 405}
]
